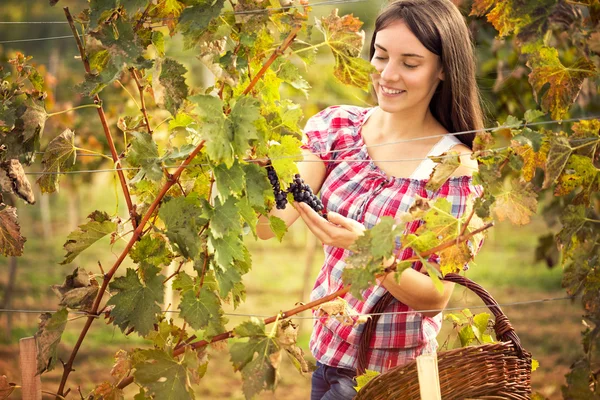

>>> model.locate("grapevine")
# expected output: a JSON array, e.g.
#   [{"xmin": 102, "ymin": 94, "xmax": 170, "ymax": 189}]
[{"xmin": 0, "ymin": 0, "xmax": 598, "ymax": 398}]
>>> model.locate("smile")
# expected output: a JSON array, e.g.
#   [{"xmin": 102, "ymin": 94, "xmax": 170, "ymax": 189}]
[{"xmin": 380, "ymin": 86, "xmax": 405, "ymax": 95}]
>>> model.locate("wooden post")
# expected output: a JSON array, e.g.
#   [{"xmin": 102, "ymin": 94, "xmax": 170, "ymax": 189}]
[
  {"xmin": 416, "ymin": 352, "xmax": 441, "ymax": 400},
  {"xmin": 19, "ymin": 337, "xmax": 42, "ymax": 400}
]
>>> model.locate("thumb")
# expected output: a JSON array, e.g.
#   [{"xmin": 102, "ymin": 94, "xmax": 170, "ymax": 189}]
[{"xmin": 327, "ymin": 212, "xmax": 365, "ymax": 234}]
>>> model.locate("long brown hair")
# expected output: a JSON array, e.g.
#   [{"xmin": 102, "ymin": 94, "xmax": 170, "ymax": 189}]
[{"xmin": 369, "ymin": 0, "xmax": 484, "ymax": 148}]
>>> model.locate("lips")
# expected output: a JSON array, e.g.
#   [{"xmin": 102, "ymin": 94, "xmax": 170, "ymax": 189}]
[{"xmin": 380, "ymin": 85, "xmax": 405, "ymax": 95}]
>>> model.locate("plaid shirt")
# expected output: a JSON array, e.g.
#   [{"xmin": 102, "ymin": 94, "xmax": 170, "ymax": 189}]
[{"xmin": 302, "ymin": 105, "xmax": 483, "ymax": 373}]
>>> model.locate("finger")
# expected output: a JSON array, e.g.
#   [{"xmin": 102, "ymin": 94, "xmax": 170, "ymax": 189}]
[
  {"xmin": 295, "ymin": 202, "xmax": 330, "ymax": 241},
  {"xmin": 327, "ymin": 212, "xmax": 365, "ymax": 234}
]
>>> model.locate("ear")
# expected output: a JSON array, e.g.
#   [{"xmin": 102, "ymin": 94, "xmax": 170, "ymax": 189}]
[{"xmin": 438, "ymin": 69, "xmax": 445, "ymax": 81}]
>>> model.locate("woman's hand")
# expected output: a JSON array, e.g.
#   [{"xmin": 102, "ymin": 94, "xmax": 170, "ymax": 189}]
[{"xmin": 295, "ymin": 202, "xmax": 365, "ymax": 250}]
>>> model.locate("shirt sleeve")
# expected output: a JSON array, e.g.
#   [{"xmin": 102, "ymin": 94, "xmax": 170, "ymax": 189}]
[{"xmin": 300, "ymin": 105, "xmax": 346, "ymax": 163}]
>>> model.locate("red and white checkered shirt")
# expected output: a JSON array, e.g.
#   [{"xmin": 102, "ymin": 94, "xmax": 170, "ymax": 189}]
[{"xmin": 302, "ymin": 105, "xmax": 483, "ymax": 373}]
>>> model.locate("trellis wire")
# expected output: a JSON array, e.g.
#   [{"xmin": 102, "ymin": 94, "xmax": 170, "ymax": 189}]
[
  {"xmin": 0, "ymin": 295, "xmax": 574, "ymax": 319},
  {"xmin": 24, "ymin": 113, "xmax": 600, "ymax": 176}
]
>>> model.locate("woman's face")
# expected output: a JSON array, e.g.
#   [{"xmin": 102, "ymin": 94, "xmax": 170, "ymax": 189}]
[{"xmin": 371, "ymin": 19, "xmax": 444, "ymax": 115}]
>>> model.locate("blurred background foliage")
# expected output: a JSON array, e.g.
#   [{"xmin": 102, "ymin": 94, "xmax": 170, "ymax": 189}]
[{"xmin": 0, "ymin": 0, "xmax": 594, "ymax": 398}]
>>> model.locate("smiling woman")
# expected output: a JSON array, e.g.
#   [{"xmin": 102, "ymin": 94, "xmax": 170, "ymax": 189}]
[{"xmin": 256, "ymin": 1, "xmax": 486, "ymax": 399}]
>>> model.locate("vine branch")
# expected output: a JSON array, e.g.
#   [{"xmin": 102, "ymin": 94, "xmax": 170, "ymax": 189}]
[
  {"xmin": 55, "ymin": 141, "xmax": 206, "ymax": 399},
  {"xmin": 64, "ymin": 7, "xmax": 139, "ymax": 230},
  {"xmin": 130, "ymin": 68, "xmax": 153, "ymax": 135}
]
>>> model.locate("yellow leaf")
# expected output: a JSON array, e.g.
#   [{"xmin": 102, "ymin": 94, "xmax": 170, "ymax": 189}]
[{"xmin": 492, "ymin": 180, "xmax": 538, "ymax": 225}]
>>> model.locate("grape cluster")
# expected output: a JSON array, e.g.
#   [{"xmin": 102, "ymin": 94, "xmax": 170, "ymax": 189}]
[
  {"xmin": 289, "ymin": 174, "xmax": 325, "ymax": 213},
  {"xmin": 266, "ymin": 165, "xmax": 326, "ymax": 217}
]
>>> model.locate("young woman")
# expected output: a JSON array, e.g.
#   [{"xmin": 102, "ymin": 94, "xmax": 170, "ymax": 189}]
[{"xmin": 257, "ymin": 0, "xmax": 484, "ymax": 398}]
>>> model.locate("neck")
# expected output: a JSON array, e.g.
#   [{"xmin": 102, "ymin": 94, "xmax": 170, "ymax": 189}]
[{"xmin": 371, "ymin": 107, "xmax": 438, "ymax": 140}]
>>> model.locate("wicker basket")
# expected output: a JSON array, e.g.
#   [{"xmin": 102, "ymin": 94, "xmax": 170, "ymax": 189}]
[{"xmin": 354, "ymin": 273, "xmax": 532, "ymax": 400}]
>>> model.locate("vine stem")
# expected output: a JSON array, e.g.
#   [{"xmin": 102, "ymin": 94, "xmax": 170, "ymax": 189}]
[
  {"xmin": 116, "ymin": 221, "xmax": 493, "ymax": 391},
  {"xmin": 55, "ymin": 140, "xmax": 206, "ymax": 399},
  {"xmin": 130, "ymin": 68, "xmax": 153, "ymax": 135},
  {"xmin": 64, "ymin": 6, "xmax": 139, "ymax": 230},
  {"xmin": 242, "ymin": 24, "xmax": 301, "ymax": 96},
  {"xmin": 46, "ymin": 104, "xmax": 101, "ymax": 117}
]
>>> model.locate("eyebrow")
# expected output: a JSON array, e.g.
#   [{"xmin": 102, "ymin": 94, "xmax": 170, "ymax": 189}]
[{"xmin": 374, "ymin": 44, "xmax": 425, "ymax": 58}]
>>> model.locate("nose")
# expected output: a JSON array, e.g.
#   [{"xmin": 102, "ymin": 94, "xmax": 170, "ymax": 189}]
[{"xmin": 380, "ymin": 62, "xmax": 401, "ymax": 82}]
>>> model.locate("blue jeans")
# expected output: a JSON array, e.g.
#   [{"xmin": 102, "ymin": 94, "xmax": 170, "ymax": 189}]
[{"xmin": 311, "ymin": 361, "xmax": 358, "ymax": 400}]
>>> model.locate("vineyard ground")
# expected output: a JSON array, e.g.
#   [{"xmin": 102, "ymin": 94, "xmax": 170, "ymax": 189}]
[{"xmin": 0, "ymin": 186, "xmax": 582, "ymax": 399}]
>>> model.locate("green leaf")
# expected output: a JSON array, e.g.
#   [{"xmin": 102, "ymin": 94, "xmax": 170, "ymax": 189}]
[
  {"xmin": 90, "ymin": 0, "xmax": 118, "ymax": 29},
  {"xmin": 208, "ymin": 231, "xmax": 246, "ymax": 269},
  {"xmin": 210, "ymin": 197, "xmax": 242, "ymax": 239},
  {"xmin": 159, "ymin": 195, "xmax": 208, "ymax": 259},
  {"xmin": 425, "ymin": 152, "xmax": 461, "ymax": 192},
  {"xmin": 214, "ymin": 161, "xmax": 245, "ymax": 200},
  {"xmin": 34, "ymin": 308, "xmax": 68, "ymax": 374},
  {"xmin": 178, "ymin": 0, "xmax": 226, "ymax": 48},
  {"xmin": 214, "ymin": 264, "xmax": 243, "ymax": 299},
  {"xmin": 37, "ymin": 129, "xmax": 77, "ymax": 193},
  {"xmin": 268, "ymin": 215, "xmax": 287, "ymax": 242},
  {"xmin": 524, "ymin": 109, "xmax": 545, "ymax": 123},
  {"xmin": 527, "ymin": 46, "xmax": 597, "ymax": 120},
  {"xmin": 229, "ymin": 318, "xmax": 279, "ymax": 399},
  {"xmin": 152, "ymin": 31, "xmax": 165, "ymax": 57},
  {"xmin": 0, "ymin": 205, "xmax": 26, "ymax": 257},
  {"xmin": 238, "ymin": 197, "xmax": 258, "ymax": 239},
  {"xmin": 1, "ymin": 95, "xmax": 47, "ymax": 165},
  {"xmin": 133, "ymin": 349, "xmax": 195, "ymax": 400},
  {"xmin": 558, "ymin": 205, "xmax": 587, "ymax": 247},
  {"xmin": 369, "ymin": 216, "xmax": 397, "ymax": 259},
  {"xmin": 90, "ymin": 19, "xmax": 151, "ymax": 70},
  {"xmin": 267, "ymin": 135, "xmax": 302, "ymax": 187},
  {"xmin": 179, "ymin": 289, "xmax": 227, "ymax": 337},
  {"xmin": 107, "ymin": 268, "xmax": 164, "ymax": 336},
  {"xmin": 51, "ymin": 268, "xmax": 99, "ymax": 312},
  {"xmin": 61, "ymin": 211, "xmax": 117, "ymax": 264},
  {"xmin": 159, "ymin": 58, "xmax": 188, "ymax": 116},
  {"xmin": 126, "ymin": 131, "xmax": 163, "ymax": 183},
  {"xmin": 512, "ymin": 127, "xmax": 544, "ymax": 153},
  {"xmin": 243, "ymin": 163, "xmax": 271, "ymax": 212},
  {"xmin": 190, "ymin": 95, "xmax": 233, "ymax": 167},
  {"xmin": 120, "ymin": 0, "xmax": 148, "ymax": 16},
  {"xmin": 230, "ymin": 96, "xmax": 262, "ymax": 157},
  {"xmin": 354, "ymin": 370, "xmax": 380, "ymax": 392},
  {"xmin": 130, "ymin": 234, "xmax": 173, "ymax": 269}
]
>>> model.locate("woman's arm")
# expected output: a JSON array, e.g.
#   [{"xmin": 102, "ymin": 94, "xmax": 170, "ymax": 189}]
[
  {"xmin": 256, "ymin": 151, "xmax": 327, "ymax": 240},
  {"xmin": 378, "ymin": 270, "xmax": 455, "ymax": 318}
]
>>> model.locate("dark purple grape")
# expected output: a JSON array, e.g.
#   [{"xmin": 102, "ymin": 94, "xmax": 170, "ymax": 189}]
[{"xmin": 266, "ymin": 163, "xmax": 326, "ymax": 217}]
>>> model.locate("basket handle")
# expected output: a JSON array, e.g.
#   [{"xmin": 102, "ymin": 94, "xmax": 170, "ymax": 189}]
[{"xmin": 442, "ymin": 273, "xmax": 525, "ymax": 356}]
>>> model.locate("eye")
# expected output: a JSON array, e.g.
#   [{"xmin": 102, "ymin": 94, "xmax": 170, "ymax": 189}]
[
  {"xmin": 373, "ymin": 56, "xmax": 388, "ymax": 61},
  {"xmin": 404, "ymin": 63, "xmax": 418, "ymax": 69}
]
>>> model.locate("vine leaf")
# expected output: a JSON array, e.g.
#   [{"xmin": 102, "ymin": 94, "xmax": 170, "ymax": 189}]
[
  {"xmin": 558, "ymin": 205, "xmax": 587, "ymax": 248},
  {"xmin": 129, "ymin": 234, "xmax": 173, "ymax": 278},
  {"xmin": 37, "ymin": 128, "xmax": 77, "ymax": 193},
  {"xmin": 133, "ymin": 348, "xmax": 197, "ymax": 400},
  {"xmin": 571, "ymin": 119, "xmax": 600, "ymax": 159},
  {"xmin": 425, "ymin": 152, "xmax": 461, "ymax": 192},
  {"xmin": 61, "ymin": 211, "xmax": 117, "ymax": 264},
  {"xmin": 543, "ymin": 135, "xmax": 572, "ymax": 189},
  {"xmin": 268, "ymin": 215, "xmax": 287, "ymax": 242},
  {"xmin": 512, "ymin": 138, "xmax": 548, "ymax": 182},
  {"xmin": 209, "ymin": 197, "xmax": 242, "ymax": 239},
  {"xmin": 555, "ymin": 155, "xmax": 598, "ymax": 197},
  {"xmin": 0, "ymin": 159, "xmax": 35, "ymax": 204},
  {"xmin": 0, "ymin": 376, "xmax": 15, "ymax": 400},
  {"xmin": 159, "ymin": 195, "xmax": 208, "ymax": 259},
  {"xmin": 214, "ymin": 162, "xmax": 245, "ymax": 200},
  {"xmin": 267, "ymin": 135, "xmax": 302, "ymax": 187},
  {"xmin": 316, "ymin": 10, "xmax": 375, "ymax": 91},
  {"xmin": 51, "ymin": 267, "xmax": 99, "ymax": 312},
  {"xmin": 90, "ymin": 382, "xmax": 124, "ymax": 400},
  {"xmin": 34, "ymin": 308, "xmax": 68, "ymax": 374},
  {"xmin": 89, "ymin": 0, "xmax": 118, "ymax": 30},
  {"xmin": 106, "ymin": 268, "xmax": 164, "ymax": 336},
  {"xmin": 159, "ymin": 58, "xmax": 188, "ymax": 116},
  {"xmin": 526, "ymin": 46, "xmax": 597, "ymax": 120},
  {"xmin": 208, "ymin": 231, "xmax": 246, "ymax": 269},
  {"xmin": 0, "ymin": 205, "xmax": 26, "ymax": 257},
  {"xmin": 1, "ymin": 95, "xmax": 47, "ymax": 165},
  {"xmin": 354, "ymin": 370, "xmax": 380, "ymax": 392},
  {"xmin": 126, "ymin": 131, "xmax": 163, "ymax": 183},
  {"xmin": 179, "ymin": 289, "xmax": 227, "ymax": 338},
  {"xmin": 121, "ymin": 0, "xmax": 147, "ymax": 16},
  {"xmin": 242, "ymin": 163, "xmax": 271, "ymax": 212},
  {"xmin": 230, "ymin": 318, "xmax": 279, "ymax": 400},
  {"xmin": 90, "ymin": 18, "xmax": 152, "ymax": 70},
  {"xmin": 191, "ymin": 95, "xmax": 232, "ymax": 166},
  {"xmin": 492, "ymin": 179, "xmax": 538, "ymax": 225},
  {"xmin": 177, "ymin": 0, "xmax": 226, "ymax": 48}
]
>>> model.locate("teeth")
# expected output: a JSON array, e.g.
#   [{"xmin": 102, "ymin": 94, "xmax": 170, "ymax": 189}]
[{"xmin": 381, "ymin": 86, "xmax": 404, "ymax": 94}]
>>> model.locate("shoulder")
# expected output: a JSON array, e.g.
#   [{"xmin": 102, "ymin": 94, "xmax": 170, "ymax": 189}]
[
  {"xmin": 450, "ymin": 143, "xmax": 478, "ymax": 177},
  {"xmin": 305, "ymin": 105, "xmax": 369, "ymax": 129}
]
